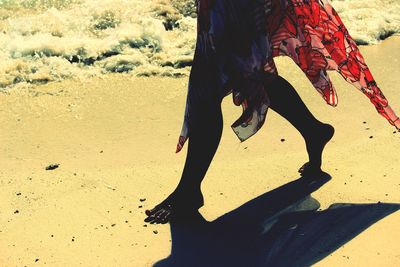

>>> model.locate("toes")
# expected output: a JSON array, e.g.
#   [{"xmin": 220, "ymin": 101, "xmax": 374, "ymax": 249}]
[
  {"xmin": 298, "ymin": 162, "xmax": 309, "ymax": 173},
  {"xmin": 157, "ymin": 210, "xmax": 171, "ymax": 224},
  {"xmin": 298, "ymin": 162, "xmax": 325, "ymax": 177},
  {"xmin": 145, "ymin": 208, "xmax": 157, "ymax": 216},
  {"xmin": 160, "ymin": 212, "xmax": 171, "ymax": 224},
  {"xmin": 148, "ymin": 209, "xmax": 165, "ymax": 224},
  {"xmin": 144, "ymin": 215, "xmax": 156, "ymax": 223},
  {"xmin": 145, "ymin": 207, "xmax": 173, "ymax": 224},
  {"xmin": 156, "ymin": 209, "xmax": 169, "ymax": 219},
  {"xmin": 144, "ymin": 201, "xmax": 174, "ymax": 223},
  {"xmin": 151, "ymin": 210, "xmax": 168, "ymax": 224},
  {"xmin": 144, "ymin": 208, "xmax": 161, "ymax": 222}
]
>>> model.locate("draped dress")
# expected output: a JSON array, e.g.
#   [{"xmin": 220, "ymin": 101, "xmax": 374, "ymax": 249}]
[{"xmin": 176, "ymin": 0, "xmax": 400, "ymax": 153}]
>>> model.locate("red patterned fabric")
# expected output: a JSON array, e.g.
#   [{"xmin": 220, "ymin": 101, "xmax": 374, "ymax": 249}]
[
  {"xmin": 271, "ymin": 0, "xmax": 397, "ymax": 122},
  {"xmin": 176, "ymin": 0, "xmax": 399, "ymax": 153}
]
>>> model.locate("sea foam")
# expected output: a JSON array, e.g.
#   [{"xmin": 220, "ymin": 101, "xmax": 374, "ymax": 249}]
[{"xmin": 0, "ymin": 0, "xmax": 399, "ymax": 89}]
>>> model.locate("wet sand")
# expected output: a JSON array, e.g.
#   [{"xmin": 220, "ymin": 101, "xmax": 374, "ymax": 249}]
[{"xmin": 0, "ymin": 36, "xmax": 399, "ymax": 266}]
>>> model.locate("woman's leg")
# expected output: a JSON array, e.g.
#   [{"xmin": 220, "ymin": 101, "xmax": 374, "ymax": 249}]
[
  {"xmin": 264, "ymin": 75, "xmax": 334, "ymax": 174},
  {"xmin": 145, "ymin": 99, "xmax": 223, "ymax": 224}
]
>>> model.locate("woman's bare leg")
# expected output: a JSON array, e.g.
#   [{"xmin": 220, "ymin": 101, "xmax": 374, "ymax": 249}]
[
  {"xmin": 145, "ymin": 100, "xmax": 223, "ymax": 224},
  {"xmin": 264, "ymin": 75, "xmax": 334, "ymax": 175},
  {"xmin": 144, "ymin": 74, "xmax": 334, "ymax": 224}
]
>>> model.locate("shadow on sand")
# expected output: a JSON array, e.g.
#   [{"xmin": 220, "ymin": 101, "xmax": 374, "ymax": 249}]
[{"xmin": 153, "ymin": 174, "xmax": 399, "ymax": 267}]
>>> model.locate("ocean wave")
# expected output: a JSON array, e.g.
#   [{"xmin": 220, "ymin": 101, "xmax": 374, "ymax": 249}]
[{"xmin": 0, "ymin": 0, "xmax": 399, "ymax": 89}]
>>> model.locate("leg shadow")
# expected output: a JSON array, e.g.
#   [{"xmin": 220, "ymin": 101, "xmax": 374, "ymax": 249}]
[{"xmin": 153, "ymin": 174, "xmax": 399, "ymax": 267}]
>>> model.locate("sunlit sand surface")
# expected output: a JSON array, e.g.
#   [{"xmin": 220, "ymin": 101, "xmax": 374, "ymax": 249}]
[{"xmin": 0, "ymin": 36, "xmax": 399, "ymax": 266}]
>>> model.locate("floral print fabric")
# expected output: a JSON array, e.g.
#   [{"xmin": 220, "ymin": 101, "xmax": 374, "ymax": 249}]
[{"xmin": 176, "ymin": 0, "xmax": 399, "ymax": 153}]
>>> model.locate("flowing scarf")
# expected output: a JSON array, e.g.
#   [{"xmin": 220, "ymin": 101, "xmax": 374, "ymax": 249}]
[{"xmin": 176, "ymin": 0, "xmax": 399, "ymax": 153}]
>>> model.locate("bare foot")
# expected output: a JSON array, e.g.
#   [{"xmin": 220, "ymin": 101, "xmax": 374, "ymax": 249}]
[
  {"xmin": 299, "ymin": 123, "xmax": 335, "ymax": 176},
  {"xmin": 298, "ymin": 162, "xmax": 324, "ymax": 177},
  {"xmin": 144, "ymin": 191, "xmax": 203, "ymax": 224},
  {"xmin": 145, "ymin": 204, "xmax": 172, "ymax": 224}
]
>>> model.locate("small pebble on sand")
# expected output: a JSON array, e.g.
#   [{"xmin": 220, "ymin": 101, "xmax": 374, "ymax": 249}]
[{"xmin": 46, "ymin": 164, "xmax": 60, "ymax": 170}]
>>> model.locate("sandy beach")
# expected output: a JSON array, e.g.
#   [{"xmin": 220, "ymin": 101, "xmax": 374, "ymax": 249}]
[{"xmin": 0, "ymin": 36, "xmax": 399, "ymax": 266}]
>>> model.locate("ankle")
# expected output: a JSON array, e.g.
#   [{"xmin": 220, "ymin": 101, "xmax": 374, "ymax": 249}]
[
  {"xmin": 305, "ymin": 122, "xmax": 333, "ymax": 139},
  {"xmin": 171, "ymin": 187, "xmax": 204, "ymax": 208}
]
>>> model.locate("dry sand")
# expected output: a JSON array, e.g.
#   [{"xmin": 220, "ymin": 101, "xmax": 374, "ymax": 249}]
[{"xmin": 0, "ymin": 36, "xmax": 399, "ymax": 267}]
